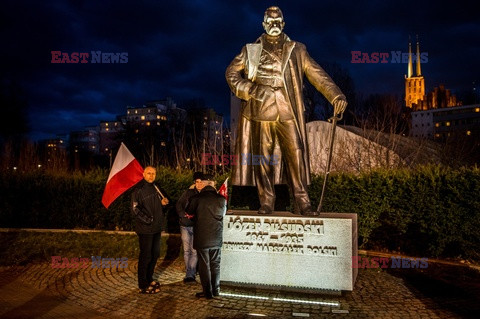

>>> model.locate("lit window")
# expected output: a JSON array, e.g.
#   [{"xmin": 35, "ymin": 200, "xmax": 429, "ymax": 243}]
[
  {"xmin": 135, "ymin": 110, "xmax": 138, "ymax": 114},
  {"xmin": 435, "ymin": 123, "xmax": 440, "ymax": 127},
  {"xmin": 445, "ymin": 122, "xmax": 450, "ymax": 127},
  {"xmin": 146, "ymin": 122, "xmax": 150, "ymax": 126},
  {"xmin": 105, "ymin": 128, "xmax": 109, "ymax": 132},
  {"xmin": 161, "ymin": 141, "xmax": 166, "ymax": 146},
  {"xmin": 141, "ymin": 115, "xmax": 145, "ymax": 120},
  {"xmin": 157, "ymin": 115, "xmax": 160, "ymax": 119},
  {"xmin": 475, "ymin": 108, "xmax": 480, "ymax": 112},
  {"xmin": 467, "ymin": 130, "xmax": 471, "ymax": 136}
]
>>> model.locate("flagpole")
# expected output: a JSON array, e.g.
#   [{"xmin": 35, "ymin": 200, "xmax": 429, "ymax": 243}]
[{"xmin": 153, "ymin": 184, "xmax": 165, "ymax": 199}]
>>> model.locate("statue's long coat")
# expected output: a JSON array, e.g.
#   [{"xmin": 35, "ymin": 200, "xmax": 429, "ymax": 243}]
[{"xmin": 225, "ymin": 34, "xmax": 345, "ymax": 186}]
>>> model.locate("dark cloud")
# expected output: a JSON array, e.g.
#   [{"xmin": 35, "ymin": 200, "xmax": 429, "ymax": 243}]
[{"xmin": 1, "ymin": 0, "xmax": 479, "ymax": 140}]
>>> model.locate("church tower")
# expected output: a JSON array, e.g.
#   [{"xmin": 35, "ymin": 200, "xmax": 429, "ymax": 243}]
[{"xmin": 405, "ymin": 36, "xmax": 425, "ymax": 109}]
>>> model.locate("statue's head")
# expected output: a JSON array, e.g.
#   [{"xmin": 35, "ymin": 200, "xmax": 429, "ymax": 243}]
[{"xmin": 262, "ymin": 6, "xmax": 285, "ymax": 36}]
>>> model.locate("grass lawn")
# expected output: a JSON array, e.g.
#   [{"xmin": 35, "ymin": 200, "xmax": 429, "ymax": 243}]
[{"xmin": 0, "ymin": 230, "xmax": 182, "ymax": 266}]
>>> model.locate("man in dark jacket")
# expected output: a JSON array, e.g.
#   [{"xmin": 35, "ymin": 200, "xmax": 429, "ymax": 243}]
[
  {"xmin": 131, "ymin": 166, "xmax": 169, "ymax": 294},
  {"xmin": 186, "ymin": 175, "xmax": 226, "ymax": 299},
  {"xmin": 175, "ymin": 171, "xmax": 205, "ymax": 283}
]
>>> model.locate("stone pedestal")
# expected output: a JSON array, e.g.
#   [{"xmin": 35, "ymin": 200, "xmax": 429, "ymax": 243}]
[{"xmin": 220, "ymin": 210, "xmax": 358, "ymax": 291}]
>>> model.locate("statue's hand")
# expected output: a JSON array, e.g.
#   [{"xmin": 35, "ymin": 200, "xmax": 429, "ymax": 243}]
[{"xmin": 333, "ymin": 99, "xmax": 348, "ymax": 116}]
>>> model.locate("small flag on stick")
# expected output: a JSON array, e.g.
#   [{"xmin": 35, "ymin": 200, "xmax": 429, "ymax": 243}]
[
  {"xmin": 101, "ymin": 143, "xmax": 144, "ymax": 209},
  {"xmin": 218, "ymin": 177, "xmax": 229, "ymax": 204}
]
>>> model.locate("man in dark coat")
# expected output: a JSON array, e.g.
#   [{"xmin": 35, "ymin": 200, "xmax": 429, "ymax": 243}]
[
  {"xmin": 186, "ymin": 175, "xmax": 227, "ymax": 299},
  {"xmin": 225, "ymin": 6, "xmax": 348, "ymax": 216},
  {"xmin": 131, "ymin": 166, "xmax": 169, "ymax": 294},
  {"xmin": 175, "ymin": 171, "xmax": 205, "ymax": 283}
]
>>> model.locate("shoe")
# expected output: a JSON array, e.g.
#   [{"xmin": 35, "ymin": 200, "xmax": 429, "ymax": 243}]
[
  {"xmin": 149, "ymin": 281, "xmax": 160, "ymax": 289},
  {"xmin": 195, "ymin": 292, "xmax": 213, "ymax": 299},
  {"xmin": 183, "ymin": 277, "xmax": 196, "ymax": 283},
  {"xmin": 258, "ymin": 207, "xmax": 273, "ymax": 215},
  {"xmin": 213, "ymin": 290, "xmax": 220, "ymax": 297},
  {"xmin": 139, "ymin": 285, "xmax": 160, "ymax": 294},
  {"xmin": 302, "ymin": 210, "xmax": 319, "ymax": 216}
]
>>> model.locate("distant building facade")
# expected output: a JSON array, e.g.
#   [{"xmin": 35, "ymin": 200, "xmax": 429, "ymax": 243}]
[
  {"xmin": 58, "ymin": 96, "xmax": 229, "ymax": 169},
  {"xmin": 70, "ymin": 126, "xmax": 99, "ymax": 154},
  {"xmin": 411, "ymin": 104, "xmax": 480, "ymax": 140},
  {"xmin": 99, "ymin": 119, "xmax": 124, "ymax": 155}
]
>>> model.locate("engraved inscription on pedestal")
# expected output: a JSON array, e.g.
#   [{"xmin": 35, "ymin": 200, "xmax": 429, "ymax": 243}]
[{"xmin": 220, "ymin": 211, "xmax": 357, "ymax": 291}]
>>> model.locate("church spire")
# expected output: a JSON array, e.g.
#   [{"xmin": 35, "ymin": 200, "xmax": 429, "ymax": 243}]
[
  {"xmin": 407, "ymin": 37, "xmax": 413, "ymax": 78},
  {"xmin": 416, "ymin": 35, "xmax": 422, "ymax": 76}
]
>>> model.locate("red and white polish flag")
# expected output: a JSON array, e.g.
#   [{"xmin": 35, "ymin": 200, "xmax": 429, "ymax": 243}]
[
  {"xmin": 218, "ymin": 177, "xmax": 229, "ymax": 204},
  {"xmin": 101, "ymin": 142, "xmax": 144, "ymax": 209}
]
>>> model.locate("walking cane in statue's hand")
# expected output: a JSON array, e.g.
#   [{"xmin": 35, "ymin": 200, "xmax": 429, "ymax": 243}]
[{"xmin": 316, "ymin": 107, "xmax": 344, "ymax": 214}]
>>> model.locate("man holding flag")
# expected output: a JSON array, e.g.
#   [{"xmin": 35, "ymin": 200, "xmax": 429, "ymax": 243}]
[
  {"xmin": 102, "ymin": 144, "xmax": 168, "ymax": 294},
  {"xmin": 131, "ymin": 166, "xmax": 169, "ymax": 294}
]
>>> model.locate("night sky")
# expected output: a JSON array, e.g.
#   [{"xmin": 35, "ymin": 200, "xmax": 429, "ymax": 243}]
[{"xmin": 2, "ymin": 0, "xmax": 479, "ymax": 141}]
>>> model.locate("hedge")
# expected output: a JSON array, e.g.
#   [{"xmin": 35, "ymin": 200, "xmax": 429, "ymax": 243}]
[{"xmin": 0, "ymin": 165, "xmax": 478, "ymax": 260}]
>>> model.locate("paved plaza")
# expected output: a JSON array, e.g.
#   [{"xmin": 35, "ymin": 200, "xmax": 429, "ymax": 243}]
[{"xmin": 0, "ymin": 252, "xmax": 479, "ymax": 318}]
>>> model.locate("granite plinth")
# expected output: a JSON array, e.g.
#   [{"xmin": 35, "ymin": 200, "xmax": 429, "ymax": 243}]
[{"xmin": 220, "ymin": 210, "xmax": 358, "ymax": 291}]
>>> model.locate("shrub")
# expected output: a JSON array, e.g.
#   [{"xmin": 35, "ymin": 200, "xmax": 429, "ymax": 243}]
[{"xmin": 1, "ymin": 165, "xmax": 479, "ymax": 260}]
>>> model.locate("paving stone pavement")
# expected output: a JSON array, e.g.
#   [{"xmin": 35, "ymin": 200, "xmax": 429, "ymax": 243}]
[{"xmin": 0, "ymin": 257, "xmax": 478, "ymax": 318}]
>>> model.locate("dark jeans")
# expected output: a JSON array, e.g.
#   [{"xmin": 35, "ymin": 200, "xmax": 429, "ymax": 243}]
[
  {"xmin": 137, "ymin": 232, "xmax": 162, "ymax": 289},
  {"xmin": 197, "ymin": 248, "xmax": 221, "ymax": 296}
]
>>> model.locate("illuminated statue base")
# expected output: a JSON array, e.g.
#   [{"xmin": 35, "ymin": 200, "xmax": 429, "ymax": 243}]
[{"xmin": 220, "ymin": 211, "xmax": 358, "ymax": 292}]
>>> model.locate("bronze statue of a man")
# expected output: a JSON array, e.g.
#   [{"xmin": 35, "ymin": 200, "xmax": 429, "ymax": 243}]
[{"xmin": 226, "ymin": 6, "xmax": 347, "ymax": 216}]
